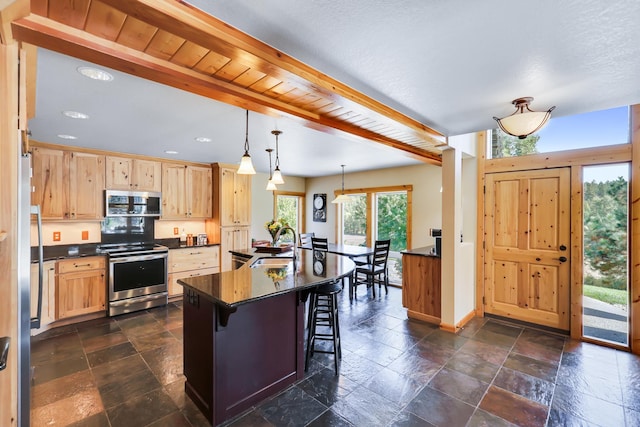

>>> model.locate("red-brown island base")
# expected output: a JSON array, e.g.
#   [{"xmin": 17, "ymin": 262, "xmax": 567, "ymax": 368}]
[
  {"xmin": 178, "ymin": 250, "xmax": 354, "ymax": 426},
  {"xmin": 183, "ymin": 288, "xmax": 304, "ymax": 425}
]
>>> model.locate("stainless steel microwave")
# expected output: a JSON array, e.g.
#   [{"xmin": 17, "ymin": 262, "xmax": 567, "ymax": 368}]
[{"xmin": 105, "ymin": 190, "xmax": 162, "ymax": 217}]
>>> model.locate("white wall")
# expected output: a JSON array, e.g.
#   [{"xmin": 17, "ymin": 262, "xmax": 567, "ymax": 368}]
[
  {"xmin": 304, "ymin": 163, "xmax": 442, "ymax": 248},
  {"xmin": 250, "ymin": 172, "xmax": 306, "ymax": 242}
]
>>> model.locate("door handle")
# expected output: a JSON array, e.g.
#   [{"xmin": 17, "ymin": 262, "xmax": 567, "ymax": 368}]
[
  {"xmin": 557, "ymin": 256, "xmax": 567, "ymax": 263},
  {"xmin": 0, "ymin": 337, "xmax": 10, "ymax": 371},
  {"xmin": 559, "ymin": 245, "xmax": 567, "ymax": 251}
]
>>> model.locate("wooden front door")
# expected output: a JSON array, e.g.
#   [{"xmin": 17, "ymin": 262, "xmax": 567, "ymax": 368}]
[{"xmin": 484, "ymin": 168, "xmax": 570, "ymax": 330}]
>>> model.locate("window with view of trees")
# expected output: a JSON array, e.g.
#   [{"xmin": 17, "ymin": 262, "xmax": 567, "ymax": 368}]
[
  {"xmin": 274, "ymin": 192, "xmax": 304, "ymax": 243},
  {"xmin": 340, "ymin": 187, "xmax": 411, "ymax": 285}
]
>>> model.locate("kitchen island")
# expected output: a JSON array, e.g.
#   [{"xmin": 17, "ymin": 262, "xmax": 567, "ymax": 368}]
[{"xmin": 178, "ymin": 249, "xmax": 354, "ymax": 426}]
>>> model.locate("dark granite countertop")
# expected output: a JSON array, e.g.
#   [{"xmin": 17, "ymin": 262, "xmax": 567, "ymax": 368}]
[
  {"xmin": 401, "ymin": 245, "xmax": 439, "ymax": 257},
  {"xmin": 178, "ymin": 250, "xmax": 355, "ymax": 308}
]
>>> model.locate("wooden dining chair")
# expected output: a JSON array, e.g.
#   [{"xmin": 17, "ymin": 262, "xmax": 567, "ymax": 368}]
[
  {"xmin": 350, "ymin": 239, "xmax": 391, "ymax": 301},
  {"xmin": 299, "ymin": 232, "xmax": 315, "ymax": 247}
]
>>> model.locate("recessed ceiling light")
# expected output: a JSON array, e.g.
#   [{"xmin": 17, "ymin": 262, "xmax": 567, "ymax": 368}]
[
  {"xmin": 164, "ymin": 150, "xmax": 178, "ymax": 154},
  {"xmin": 57, "ymin": 134, "xmax": 77, "ymax": 140},
  {"xmin": 62, "ymin": 110, "xmax": 89, "ymax": 119},
  {"xmin": 77, "ymin": 66, "xmax": 114, "ymax": 82},
  {"xmin": 195, "ymin": 136, "xmax": 212, "ymax": 143}
]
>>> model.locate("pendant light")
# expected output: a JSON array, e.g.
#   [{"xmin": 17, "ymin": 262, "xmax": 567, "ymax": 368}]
[
  {"xmin": 265, "ymin": 148, "xmax": 277, "ymax": 191},
  {"xmin": 237, "ymin": 110, "xmax": 256, "ymax": 174},
  {"xmin": 493, "ymin": 97, "xmax": 555, "ymax": 139},
  {"xmin": 271, "ymin": 129, "xmax": 284, "ymax": 184},
  {"xmin": 331, "ymin": 165, "xmax": 352, "ymax": 203}
]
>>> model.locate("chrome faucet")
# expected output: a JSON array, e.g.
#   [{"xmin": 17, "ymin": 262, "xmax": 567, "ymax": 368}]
[{"xmin": 274, "ymin": 226, "xmax": 297, "ymax": 271}]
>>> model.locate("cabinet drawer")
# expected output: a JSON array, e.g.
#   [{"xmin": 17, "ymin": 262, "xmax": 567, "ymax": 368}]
[
  {"xmin": 169, "ymin": 246, "xmax": 219, "ymax": 272},
  {"xmin": 57, "ymin": 256, "xmax": 106, "ymax": 274},
  {"xmin": 168, "ymin": 267, "xmax": 219, "ymax": 296}
]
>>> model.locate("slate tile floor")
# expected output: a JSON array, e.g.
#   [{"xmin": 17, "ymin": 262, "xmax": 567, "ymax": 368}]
[{"xmin": 31, "ymin": 287, "xmax": 640, "ymax": 426}]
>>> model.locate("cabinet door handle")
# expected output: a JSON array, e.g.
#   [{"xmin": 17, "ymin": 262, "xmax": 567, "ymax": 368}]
[
  {"xmin": 0, "ymin": 337, "xmax": 9, "ymax": 371},
  {"xmin": 74, "ymin": 263, "xmax": 91, "ymax": 268}
]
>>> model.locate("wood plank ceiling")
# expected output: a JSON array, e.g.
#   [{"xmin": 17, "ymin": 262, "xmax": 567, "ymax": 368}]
[{"xmin": 11, "ymin": 0, "xmax": 447, "ymax": 164}]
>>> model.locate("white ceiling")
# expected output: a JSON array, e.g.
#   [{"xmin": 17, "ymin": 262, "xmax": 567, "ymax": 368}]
[{"xmin": 27, "ymin": 0, "xmax": 640, "ymax": 177}]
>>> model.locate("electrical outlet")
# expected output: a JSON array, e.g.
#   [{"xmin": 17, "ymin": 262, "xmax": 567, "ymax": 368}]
[
  {"xmin": 53, "ymin": 231, "xmax": 61, "ymax": 241},
  {"xmin": 81, "ymin": 230, "xmax": 89, "ymax": 240},
  {"xmin": 173, "ymin": 227, "xmax": 179, "ymax": 235}
]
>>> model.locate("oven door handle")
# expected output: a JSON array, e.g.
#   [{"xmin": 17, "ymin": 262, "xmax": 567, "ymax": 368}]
[
  {"xmin": 110, "ymin": 292, "xmax": 168, "ymax": 307},
  {"xmin": 109, "ymin": 253, "xmax": 168, "ymax": 263}
]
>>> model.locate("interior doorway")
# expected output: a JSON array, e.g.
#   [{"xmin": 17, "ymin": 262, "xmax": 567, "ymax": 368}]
[{"xmin": 582, "ymin": 163, "xmax": 630, "ymax": 346}]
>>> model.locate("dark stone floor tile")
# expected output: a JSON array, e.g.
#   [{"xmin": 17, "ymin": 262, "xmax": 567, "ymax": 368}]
[
  {"xmin": 467, "ymin": 409, "xmax": 517, "ymax": 427},
  {"xmin": 107, "ymin": 388, "xmax": 178, "ymax": 427},
  {"xmin": 405, "ymin": 386, "xmax": 475, "ymax": 427},
  {"xmin": 458, "ymin": 338, "xmax": 510, "ymax": 366},
  {"xmin": 513, "ymin": 338, "xmax": 563, "ymax": 365},
  {"xmin": 445, "ymin": 351, "xmax": 500, "ymax": 383},
  {"xmin": 130, "ymin": 330, "xmax": 180, "ymax": 352},
  {"xmin": 374, "ymin": 328, "xmax": 423, "ymax": 351},
  {"xmin": 66, "ymin": 411, "xmax": 111, "ymax": 427},
  {"xmin": 147, "ymin": 410, "xmax": 192, "ymax": 427},
  {"xmin": 363, "ymin": 367, "xmax": 429, "ymax": 406},
  {"xmin": 31, "ymin": 353, "xmax": 89, "ymax": 386},
  {"xmin": 87, "ymin": 342, "xmax": 137, "ymax": 368},
  {"xmin": 169, "ymin": 326, "xmax": 184, "ymax": 341},
  {"xmin": 330, "ymin": 385, "xmax": 400, "ymax": 426},
  {"xmin": 493, "ymin": 367, "xmax": 555, "ymax": 406},
  {"xmin": 387, "ymin": 352, "xmax": 442, "ymax": 383},
  {"xmin": 298, "ymin": 368, "xmax": 357, "ymax": 406},
  {"xmin": 31, "ymin": 369, "xmax": 97, "ymax": 409},
  {"xmin": 338, "ymin": 352, "xmax": 385, "ymax": 383},
  {"xmin": 352, "ymin": 338, "xmax": 404, "ymax": 366},
  {"xmin": 81, "ymin": 331, "xmax": 129, "ymax": 353},
  {"xmin": 141, "ymin": 341, "xmax": 184, "ymax": 386},
  {"xmin": 421, "ymin": 329, "xmax": 468, "ymax": 350},
  {"xmin": 559, "ymin": 351, "xmax": 620, "ymax": 380},
  {"xmin": 457, "ymin": 317, "xmax": 487, "ymax": 338},
  {"xmin": 482, "ymin": 320, "xmax": 524, "ymax": 337},
  {"xmin": 410, "ymin": 339, "xmax": 456, "ymax": 364},
  {"xmin": 625, "ymin": 407, "xmax": 640, "ymax": 426},
  {"xmin": 552, "ymin": 383, "xmax": 626, "ymax": 427},
  {"xmin": 557, "ymin": 363, "xmax": 623, "ymax": 405},
  {"xmin": 114, "ymin": 311, "xmax": 158, "ymax": 329},
  {"xmin": 479, "ymin": 386, "xmax": 548, "ymax": 427},
  {"xmin": 472, "ymin": 328, "xmax": 518, "ymax": 349},
  {"xmin": 224, "ymin": 410, "xmax": 274, "ymax": 426},
  {"xmin": 503, "ymin": 352, "xmax": 558, "ymax": 382},
  {"xmin": 518, "ymin": 328, "xmax": 566, "ymax": 350},
  {"xmin": 547, "ymin": 407, "xmax": 599, "ymax": 427},
  {"xmin": 393, "ymin": 318, "xmax": 438, "ymax": 339},
  {"xmin": 388, "ymin": 410, "xmax": 435, "ymax": 427},
  {"xmin": 31, "ymin": 324, "xmax": 78, "ymax": 342},
  {"xmin": 307, "ymin": 409, "xmax": 353, "ymax": 427},
  {"xmin": 428, "ymin": 367, "xmax": 489, "ymax": 406},
  {"xmin": 181, "ymin": 398, "xmax": 213, "ymax": 427},
  {"xmin": 92, "ymin": 354, "xmax": 162, "ymax": 408},
  {"xmin": 120, "ymin": 320, "xmax": 167, "ymax": 339},
  {"xmin": 31, "ymin": 332, "xmax": 84, "ymax": 366},
  {"xmin": 622, "ymin": 385, "xmax": 640, "ymax": 412},
  {"xmin": 257, "ymin": 385, "xmax": 327, "ymax": 426},
  {"xmin": 76, "ymin": 319, "xmax": 121, "ymax": 340}
]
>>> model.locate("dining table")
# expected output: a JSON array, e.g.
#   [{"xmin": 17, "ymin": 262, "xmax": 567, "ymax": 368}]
[{"xmin": 298, "ymin": 242, "xmax": 374, "ymax": 259}]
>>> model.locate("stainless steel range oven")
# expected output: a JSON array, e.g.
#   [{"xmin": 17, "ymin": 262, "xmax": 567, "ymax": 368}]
[{"xmin": 104, "ymin": 244, "xmax": 169, "ymax": 316}]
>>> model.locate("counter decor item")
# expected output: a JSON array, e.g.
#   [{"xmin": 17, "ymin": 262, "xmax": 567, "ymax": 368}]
[{"xmin": 265, "ymin": 218, "xmax": 289, "ymax": 246}]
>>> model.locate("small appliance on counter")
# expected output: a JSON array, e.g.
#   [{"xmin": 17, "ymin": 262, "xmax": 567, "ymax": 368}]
[{"xmin": 430, "ymin": 228, "xmax": 442, "ymax": 257}]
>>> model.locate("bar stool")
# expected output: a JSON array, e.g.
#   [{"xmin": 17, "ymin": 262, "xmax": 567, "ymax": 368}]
[{"xmin": 305, "ymin": 282, "xmax": 342, "ymax": 374}]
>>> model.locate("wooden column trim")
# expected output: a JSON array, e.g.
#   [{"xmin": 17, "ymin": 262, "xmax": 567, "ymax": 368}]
[
  {"xmin": 475, "ymin": 131, "xmax": 486, "ymax": 317},
  {"xmin": 570, "ymin": 166, "xmax": 584, "ymax": 339},
  {"xmin": 631, "ymin": 104, "xmax": 640, "ymax": 354}
]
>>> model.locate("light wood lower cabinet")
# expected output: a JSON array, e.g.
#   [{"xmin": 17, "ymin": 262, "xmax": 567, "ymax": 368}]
[
  {"xmin": 168, "ymin": 246, "xmax": 220, "ymax": 297},
  {"xmin": 30, "ymin": 260, "xmax": 57, "ymax": 334},
  {"xmin": 220, "ymin": 226, "xmax": 250, "ymax": 272},
  {"xmin": 56, "ymin": 256, "xmax": 106, "ymax": 319},
  {"xmin": 402, "ymin": 253, "xmax": 441, "ymax": 324}
]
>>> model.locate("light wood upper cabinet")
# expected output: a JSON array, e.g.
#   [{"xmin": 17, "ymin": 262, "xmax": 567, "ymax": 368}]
[
  {"xmin": 32, "ymin": 147, "xmax": 105, "ymax": 220},
  {"xmin": 162, "ymin": 163, "xmax": 212, "ymax": 219},
  {"xmin": 106, "ymin": 156, "xmax": 161, "ymax": 192},
  {"xmin": 56, "ymin": 256, "xmax": 106, "ymax": 319},
  {"xmin": 217, "ymin": 165, "xmax": 251, "ymax": 227}
]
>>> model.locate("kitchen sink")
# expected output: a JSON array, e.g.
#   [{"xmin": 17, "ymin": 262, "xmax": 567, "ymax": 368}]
[{"xmin": 250, "ymin": 257, "xmax": 292, "ymax": 268}]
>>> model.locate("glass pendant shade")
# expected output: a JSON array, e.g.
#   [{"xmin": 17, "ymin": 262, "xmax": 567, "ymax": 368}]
[
  {"xmin": 494, "ymin": 97, "xmax": 555, "ymax": 139},
  {"xmin": 271, "ymin": 168, "xmax": 284, "ymax": 185},
  {"xmin": 237, "ymin": 152, "xmax": 256, "ymax": 174},
  {"xmin": 237, "ymin": 110, "xmax": 256, "ymax": 174},
  {"xmin": 266, "ymin": 179, "xmax": 277, "ymax": 191}
]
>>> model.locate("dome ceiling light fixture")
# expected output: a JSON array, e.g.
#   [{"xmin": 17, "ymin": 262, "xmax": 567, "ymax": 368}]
[
  {"xmin": 270, "ymin": 130, "xmax": 284, "ymax": 185},
  {"xmin": 331, "ymin": 165, "xmax": 352, "ymax": 204},
  {"xmin": 237, "ymin": 110, "xmax": 256, "ymax": 175},
  {"xmin": 493, "ymin": 97, "xmax": 555, "ymax": 139}
]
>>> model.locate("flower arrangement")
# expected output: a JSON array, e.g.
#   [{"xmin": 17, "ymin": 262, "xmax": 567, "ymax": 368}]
[
  {"xmin": 266, "ymin": 267, "xmax": 288, "ymax": 281},
  {"xmin": 265, "ymin": 218, "xmax": 290, "ymax": 245}
]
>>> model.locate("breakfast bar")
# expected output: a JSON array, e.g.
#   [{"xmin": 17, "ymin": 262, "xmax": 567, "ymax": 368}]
[{"xmin": 178, "ymin": 249, "xmax": 354, "ymax": 426}]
